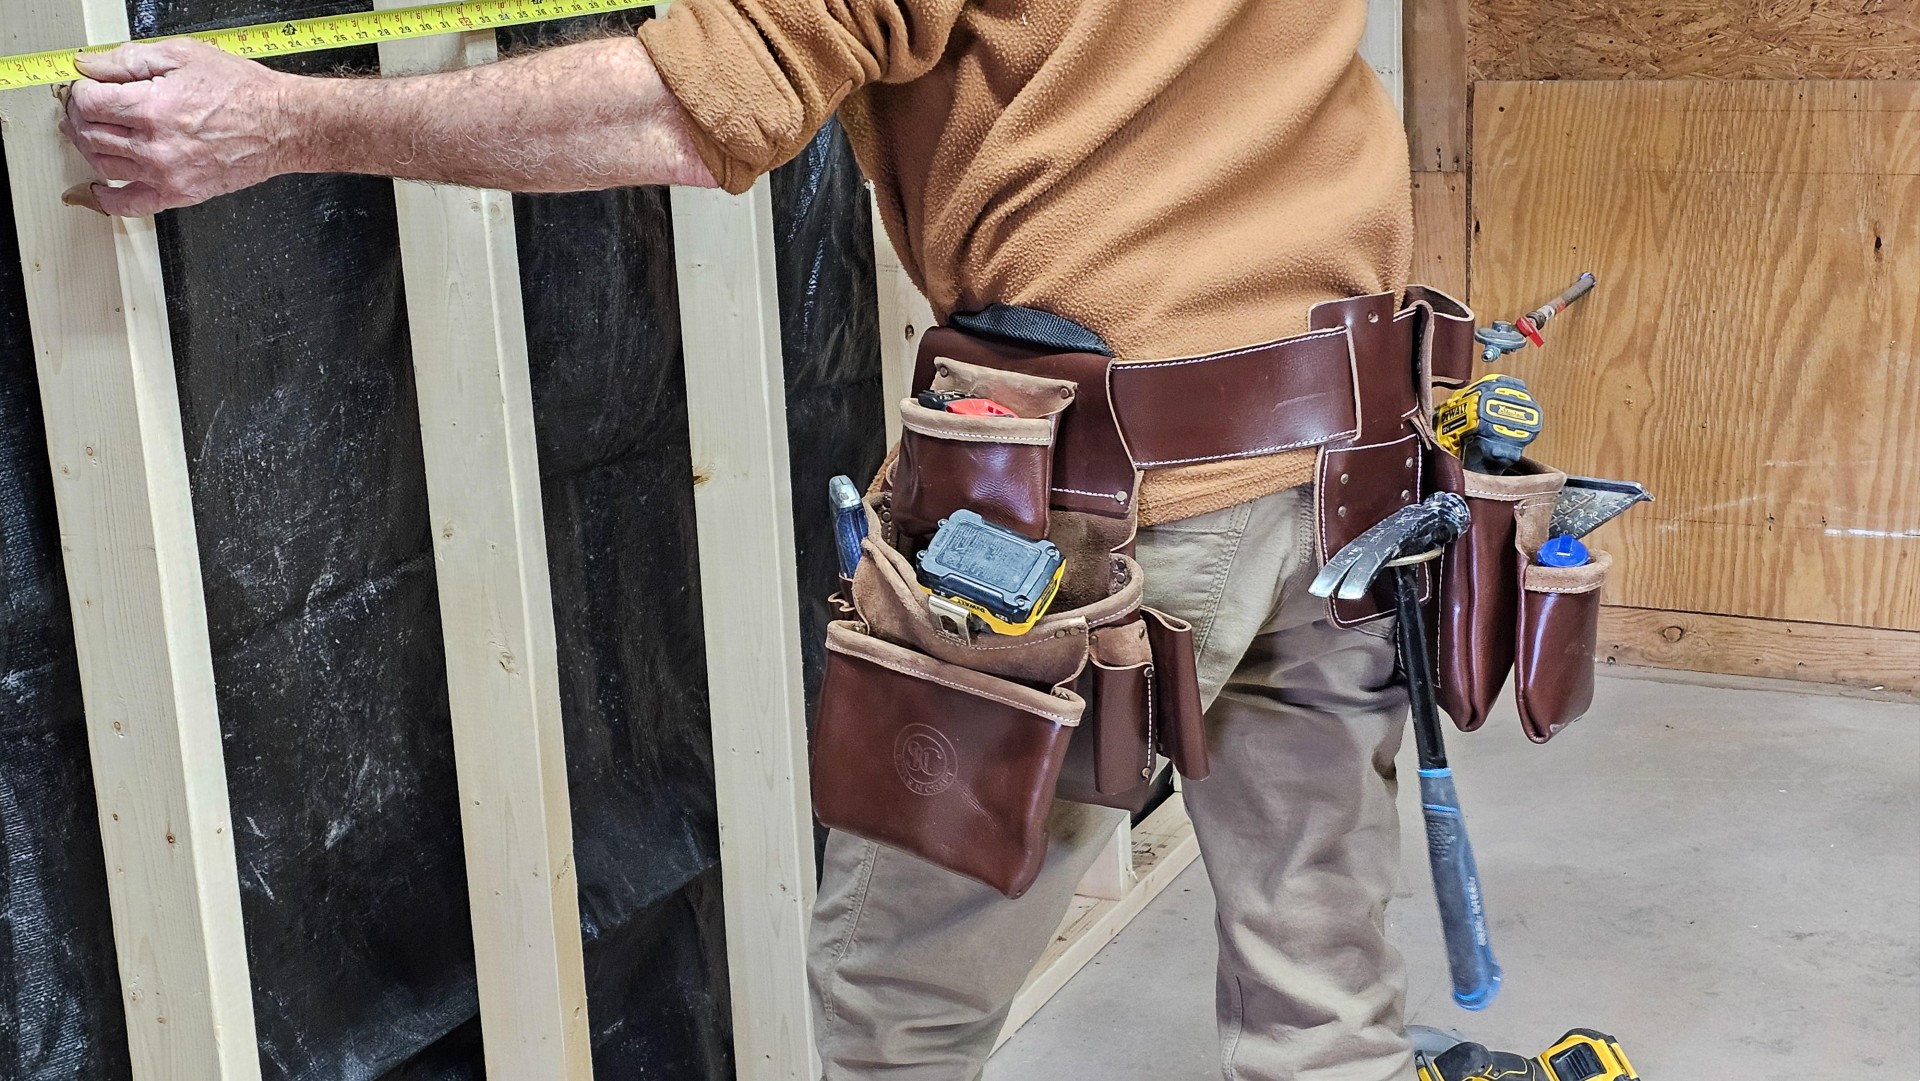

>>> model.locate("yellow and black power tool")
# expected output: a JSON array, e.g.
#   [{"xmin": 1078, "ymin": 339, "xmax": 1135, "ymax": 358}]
[
  {"xmin": 1416, "ymin": 1029, "xmax": 1640, "ymax": 1081},
  {"xmin": 1434, "ymin": 373, "xmax": 1544, "ymax": 475}
]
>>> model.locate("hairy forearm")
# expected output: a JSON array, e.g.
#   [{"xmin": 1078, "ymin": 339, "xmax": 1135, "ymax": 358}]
[
  {"xmin": 291, "ymin": 37, "xmax": 714, "ymax": 191},
  {"xmin": 60, "ymin": 34, "xmax": 715, "ymax": 216}
]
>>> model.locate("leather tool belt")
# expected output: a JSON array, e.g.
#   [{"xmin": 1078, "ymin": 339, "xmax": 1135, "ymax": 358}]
[{"xmin": 812, "ymin": 286, "xmax": 1610, "ymax": 898}]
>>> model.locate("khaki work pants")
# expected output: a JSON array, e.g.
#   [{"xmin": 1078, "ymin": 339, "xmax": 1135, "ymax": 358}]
[{"xmin": 809, "ymin": 484, "xmax": 1414, "ymax": 1080}]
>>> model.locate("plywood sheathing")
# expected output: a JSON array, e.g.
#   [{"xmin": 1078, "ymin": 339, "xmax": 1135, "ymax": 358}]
[
  {"xmin": 1469, "ymin": 1, "xmax": 1920, "ymax": 81},
  {"xmin": 1473, "ymin": 80, "xmax": 1920, "ymax": 631}
]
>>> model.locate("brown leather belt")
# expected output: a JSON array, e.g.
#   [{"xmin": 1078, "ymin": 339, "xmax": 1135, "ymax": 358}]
[
  {"xmin": 1106, "ymin": 327, "xmax": 1361, "ymax": 469},
  {"xmin": 914, "ymin": 289, "xmax": 1475, "ymax": 524}
]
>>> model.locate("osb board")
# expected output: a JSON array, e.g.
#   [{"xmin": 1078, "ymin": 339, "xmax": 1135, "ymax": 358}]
[
  {"xmin": 1473, "ymin": 81, "xmax": 1920, "ymax": 631},
  {"xmin": 1469, "ymin": 0, "xmax": 1920, "ymax": 81},
  {"xmin": 1411, "ymin": 172, "xmax": 1469, "ymax": 298},
  {"xmin": 1600, "ymin": 606, "xmax": 1920, "ymax": 696}
]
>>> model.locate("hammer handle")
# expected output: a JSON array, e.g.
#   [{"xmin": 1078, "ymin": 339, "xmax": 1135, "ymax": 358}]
[{"xmin": 1392, "ymin": 568, "xmax": 1502, "ymax": 1010}]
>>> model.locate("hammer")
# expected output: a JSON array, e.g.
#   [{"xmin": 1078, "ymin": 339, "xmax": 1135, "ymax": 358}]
[{"xmin": 1310, "ymin": 492, "xmax": 1502, "ymax": 1010}]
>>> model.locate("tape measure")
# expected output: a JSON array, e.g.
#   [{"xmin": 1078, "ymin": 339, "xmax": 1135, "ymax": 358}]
[{"xmin": 0, "ymin": 0, "xmax": 660, "ymax": 91}]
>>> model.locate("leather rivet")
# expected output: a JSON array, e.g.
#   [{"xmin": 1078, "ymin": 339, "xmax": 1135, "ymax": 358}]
[
  {"xmin": 1340, "ymin": 473, "xmax": 1351, "ymax": 485},
  {"xmin": 1114, "ymin": 491, "xmax": 1129, "ymax": 503},
  {"xmin": 1141, "ymin": 767, "xmax": 1152, "ymax": 779},
  {"xmin": 1337, "ymin": 506, "xmax": 1348, "ymax": 518},
  {"xmin": 1367, "ymin": 312, "xmax": 1380, "ymax": 324},
  {"xmin": 1060, "ymin": 387, "xmax": 1073, "ymax": 398},
  {"xmin": 1404, "ymin": 457, "xmax": 1415, "ymax": 469},
  {"xmin": 1401, "ymin": 489, "xmax": 1412, "ymax": 501}
]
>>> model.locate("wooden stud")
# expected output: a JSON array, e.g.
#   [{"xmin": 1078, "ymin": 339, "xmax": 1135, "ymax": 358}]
[
  {"xmin": 376, "ymin": 21, "xmax": 594, "ymax": 1080},
  {"xmin": 1073, "ymin": 818, "xmax": 1138, "ymax": 903},
  {"xmin": 0, "ymin": 6, "xmax": 262, "ymax": 1078},
  {"xmin": 868, "ymin": 187, "xmax": 935, "ymax": 446},
  {"xmin": 671, "ymin": 181, "xmax": 819, "ymax": 1081},
  {"xmin": 1360, "ymin": 0, "xmax": 1405, "ymax": 113},
  {"xmin": 1601, "ymin": 606, "xmax": 1920, "ymax": 698},
  {"xmin": 1410, "ymin": 172, "xmax": 1468, "ymax": 298},
  {"xmin": 1404, "ymin": 0, "xmax": 1468, "ymax": 172}
]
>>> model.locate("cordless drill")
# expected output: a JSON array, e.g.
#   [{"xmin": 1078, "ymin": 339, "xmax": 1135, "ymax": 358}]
[{"xmin": 1416, "ymin": 1029, "xmax": 1640, "ymax": 1081}]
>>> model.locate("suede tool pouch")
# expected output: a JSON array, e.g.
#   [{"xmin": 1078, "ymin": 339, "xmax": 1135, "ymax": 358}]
[
  {"xmin": 813, "ymin": 621, "xmax": 1083, "ymax": 899},
  {"xmin": 1429, "ymin": 452, "xmax": 1567, "ymax": 732},
  {"xmin": 1515, "ymin": 549, "xmax": 1611, "ymax": 743},
  {"xmin": 891, "ymin": 359, "xmax": 1077, "ymax": 542}
]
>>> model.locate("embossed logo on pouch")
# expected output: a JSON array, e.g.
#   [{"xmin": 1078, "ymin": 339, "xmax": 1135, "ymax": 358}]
[{"xmin": 893, "ymin": 723, "xmax": 958, "ymax": 796}]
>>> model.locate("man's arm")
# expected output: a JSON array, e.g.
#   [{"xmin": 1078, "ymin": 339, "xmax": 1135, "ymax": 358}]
[{"xmin": 61, "ymin": 35, "xmax": 717, "ymax": 217}]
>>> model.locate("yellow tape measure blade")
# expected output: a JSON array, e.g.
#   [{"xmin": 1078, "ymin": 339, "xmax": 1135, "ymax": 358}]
[{"xmin": 0, "ymin": 0, "xmax": 659, "ymax": 91}]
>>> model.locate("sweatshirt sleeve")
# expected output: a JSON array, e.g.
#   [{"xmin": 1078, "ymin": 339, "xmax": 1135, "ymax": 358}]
[{"xmin": 637, "ymin": 0, "xmax": 964, "ymax": 193}]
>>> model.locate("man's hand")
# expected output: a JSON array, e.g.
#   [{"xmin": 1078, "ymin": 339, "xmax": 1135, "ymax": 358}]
[{"xmin": 61, "ymin": 39, "xmax": 298, "ymax": 217}]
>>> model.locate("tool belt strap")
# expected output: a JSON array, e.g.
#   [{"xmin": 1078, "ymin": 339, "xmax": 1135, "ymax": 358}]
[{"xmin": 1107, "ymin": 329, "xmax": 1362, "ymax": 469}]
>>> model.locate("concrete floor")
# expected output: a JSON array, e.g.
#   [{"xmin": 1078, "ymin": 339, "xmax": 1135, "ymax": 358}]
[{"xmin": 992, "ymin": 668, "xmax": 1919, "ymax": 1079}]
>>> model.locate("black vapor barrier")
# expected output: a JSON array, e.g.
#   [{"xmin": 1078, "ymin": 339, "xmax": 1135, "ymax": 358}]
[{"xmin": 0, "ymin": 8, "xmax": 885, "ymax": 1077}]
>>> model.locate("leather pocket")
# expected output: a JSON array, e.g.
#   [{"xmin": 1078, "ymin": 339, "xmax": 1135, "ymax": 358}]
[
  {"xmin": 812, "ymin": 621, "xmax": 1083, "ymax": 899},
  {"xmin": 1144, "ymin": 607, "xmax": 1210, "ymax": 781},
  {"xmin": 1057, "ymin": 620, "xmax": 1155, "ymax": 812},
  {"xmin": 1429, "ymin": 451, "xmax": 1567, "ymax": 732},
  {"xmin": 1514, "ymin": 550, "xmax": 1610, "ymax": 743},
  {"xmin": 890, "ymin": 359, "xmax": 1077, "ymax": 543}
]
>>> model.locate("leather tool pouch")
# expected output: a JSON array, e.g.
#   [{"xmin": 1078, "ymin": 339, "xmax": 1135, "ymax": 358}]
[
  {"xmin": 1428, "ymin": 450, "xmax": 1612, "ymax": 742},
  {"xmin": 813, "ymin": 621, "xmax": 1082, "ymax": 898},
  {"xmin": 811, "ymin": 325, "xmax": 1209, "ymax": 895}
]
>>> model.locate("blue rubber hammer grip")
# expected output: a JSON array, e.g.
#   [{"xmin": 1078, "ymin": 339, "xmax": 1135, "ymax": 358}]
[{"xmin": 1419, "ymin": 767, "xmax": 1503, "ymax": 1010}]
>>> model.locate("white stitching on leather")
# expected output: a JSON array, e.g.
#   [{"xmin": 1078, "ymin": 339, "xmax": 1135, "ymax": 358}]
[
  {"xmin": 1116, "ymin": 327, "xmax": 1349, "ymax": 370},
  {"xmin": 1135, "ymin": 427, "xmax": 1359, "ymax": 468},
  {"xmin": 832, "ymin": 641, "xmax": 1082, "ymax": 725}
]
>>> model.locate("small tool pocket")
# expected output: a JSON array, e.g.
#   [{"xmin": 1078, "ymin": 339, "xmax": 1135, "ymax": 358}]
[
  {"xmin": 812, "ymin": 621, "xmax": 1083, "ymax": 899},
  {"xmin": 1057, "ymin": 620, "xmax": 1155, "ymax": 811},
  {"xmin": 1514, "ymin": 549, "xmax": 1610, "ymax": 743},
  {"xmin": 891, "ymin": 359, "xmax": 1077, "ymax": 542},
  {"xmin": 1429, "ymin": 451, "xmax": 1567, "ymax": 732},
  {"xmin": 1143, "ymin": 607, "xmax": 1209, "ymax": 781}
]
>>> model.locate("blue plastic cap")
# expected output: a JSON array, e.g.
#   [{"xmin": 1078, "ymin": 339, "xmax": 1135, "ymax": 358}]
[{"xmin": 1537, "ymin": 535, "xmax": 1590, "ymax": 567}]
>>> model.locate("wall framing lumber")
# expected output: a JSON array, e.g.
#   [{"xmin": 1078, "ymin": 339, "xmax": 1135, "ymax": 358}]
[
  {"xmin": 1474, "ymin": 80, "xmax": 1920, "ymax": 630},
  {"xmin": 1410, "ymin": 172, "xmax": 1468, "ymax": 298},
  {"xmin": 671, "ymin": 181, "xmax": 819, "ymax": 1081},
  {"xmin": 1405, "ymin": 0, "xmax": 1468, "ymax": 172},
  {"xmin": 376, "ymin": 22, "xmax": 594, "ymax": 1080},
  {"xmin": 0, "ymin": 5, "xmax": 261, "ymax": 1077},
  {"xmin": 868, "ymin": 190, "xmax": 935, "ymax": 446},
  {"xmin": 994, "ymin": 794, "xmax": 1200, "ymax": 1051},
  {"xmin": 1361, "ymin": 0, "xmax": 1404, "ymax": 113},
  {"xmin": 1601, "ymin": 606, "xmax": 1920, "ymax": 698}
]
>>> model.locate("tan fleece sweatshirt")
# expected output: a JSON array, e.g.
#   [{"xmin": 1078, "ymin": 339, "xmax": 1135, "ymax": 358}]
[{"xmin": 639, "ymin": 0, "xmax": 1412, "ymax": 524}]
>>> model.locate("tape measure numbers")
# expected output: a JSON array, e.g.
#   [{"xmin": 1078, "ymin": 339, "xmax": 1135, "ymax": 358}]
[{"xmin": 0, "ymin": 0, "xmax": 661, "ymax": 91}]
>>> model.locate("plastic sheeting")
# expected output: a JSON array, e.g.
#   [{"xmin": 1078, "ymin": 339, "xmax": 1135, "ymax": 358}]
[{"xmin": 0, "ymin": 7, "xmax": 884, "ymax": 1074}]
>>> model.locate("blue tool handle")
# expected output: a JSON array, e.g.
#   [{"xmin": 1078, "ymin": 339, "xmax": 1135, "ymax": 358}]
[
  {"xmin": 829, "ymin": 475, "xmax": 867, "ymax": 579},
  {"xmin": 1419, "ymin": 767, "xmax": 1502, "ymax": 1010}
]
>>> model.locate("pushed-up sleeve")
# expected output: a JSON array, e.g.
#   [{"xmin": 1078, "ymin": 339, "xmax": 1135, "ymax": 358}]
[{"xmin": 638, "ymin": 0, "xmax": 963, "ymax": 193}]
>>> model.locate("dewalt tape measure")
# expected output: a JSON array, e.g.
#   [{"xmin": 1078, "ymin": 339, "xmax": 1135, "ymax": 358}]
[{"xmin": 0, "ymin": 0, "xmax": 660, "ymax": 91}]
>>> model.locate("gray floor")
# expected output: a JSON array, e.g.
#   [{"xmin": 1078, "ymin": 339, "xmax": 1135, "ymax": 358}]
[{"xmin": 992, "ymin": 668, "xmax": 1920, "ymax": 1080}]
